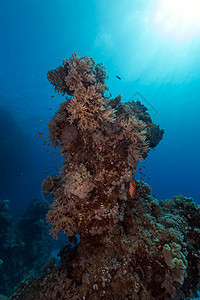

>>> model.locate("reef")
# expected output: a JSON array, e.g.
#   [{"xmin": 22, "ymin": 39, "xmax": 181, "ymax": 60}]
[
  {"xmin": 11, "ymin": 53, "xmax": 200, "ymax": 299},
  {"xmin": 0, "ymin": 198, "xmax": 52, "ymax": 297}
]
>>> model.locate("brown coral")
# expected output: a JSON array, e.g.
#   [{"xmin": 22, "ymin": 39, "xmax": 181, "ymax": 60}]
[
  {"xmin": 66, "ymin": 84, "xmax": 115, "ymax": 131},
  {"xmin": 15, "ymin": 54, "xmax": 200, "ymax": 300},
  {"xmin": 119, "ymin": 116, "xmax": 149, "ymax": 161},
  {"xmin": 44, "ymin": 53, "xmax": 164, "ymax": 241},
  {"xmin": 11, "ymin": 184, "xmax": 200, "ymax": 300}
]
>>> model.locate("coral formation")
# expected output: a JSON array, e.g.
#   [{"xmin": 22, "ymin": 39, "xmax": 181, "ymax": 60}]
[
  {"xmin": 0, "ymin": 198, "xmax": 52, "ymax": 297},
  {"xmin": 44, "ymin": 53, "xmax": 162, "ymax": 241},
  {"xmin": 10, "ymin": 54, "xmax": 200, "ymax": 299},
  {"xmin": 162, "ymin": 242, "xmax": 187, "ymax": 284}
]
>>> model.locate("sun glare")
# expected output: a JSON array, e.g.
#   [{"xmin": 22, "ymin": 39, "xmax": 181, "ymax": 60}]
[{"xmin": 152, "ymin": 0, "xmax": 200, "ymax": 42}]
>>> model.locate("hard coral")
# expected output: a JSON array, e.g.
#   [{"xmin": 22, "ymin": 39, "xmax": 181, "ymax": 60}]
[
  {"xmin": 10, "ymin": 54, "xmax": 200, "ymax": 299},
  {"xmin": 11, "ymin": 184, "xmax": 200, "ymax": 300}
]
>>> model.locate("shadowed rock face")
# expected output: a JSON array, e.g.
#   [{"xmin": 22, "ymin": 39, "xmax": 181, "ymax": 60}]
[
  {"xmin": 0, "ymin": 107, "xmax": 30, "ymax": 197},
  {"xmin": 0, "ymin": 198, "xmax": 52, "ymax": 297},
  {"xmin": 10, "ymin": 54, "xmax": 200, "ymax": 300}
]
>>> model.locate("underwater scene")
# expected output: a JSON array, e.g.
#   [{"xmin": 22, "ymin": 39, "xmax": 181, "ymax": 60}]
[{"xmin": 0, "ymin": 0, "xmax": 200, "ymax": 299}]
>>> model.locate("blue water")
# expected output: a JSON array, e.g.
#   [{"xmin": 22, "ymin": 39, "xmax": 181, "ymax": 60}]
[{"xmin": 0, "ymin": 0, "xmax": 199, "ymax": 214}]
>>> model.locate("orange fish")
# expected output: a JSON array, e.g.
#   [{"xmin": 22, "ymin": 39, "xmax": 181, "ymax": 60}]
[
  {"xmin": 129, "ymin": 178, "xmax": 136, "ymax": 198},
  {"xmin": 51, "ymin": 95, "xmax": 54, "ymax": 98},
  {"xmin": 38, "ymin": 132, "xmax": 43, "ymax": 139}
]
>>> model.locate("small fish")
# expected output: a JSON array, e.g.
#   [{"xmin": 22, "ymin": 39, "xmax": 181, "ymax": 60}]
[
  {"xmin": 38, "ymin": 132, "xmax": 43, "ymax": 139},
  {"xmin": 43, "ymin": 147, "xmax": 46, "ymax": 150},
  {"xmin": 43, "ymin": 141, "xmax": 47, "ymax": 145},
  {"xmin": 129, "ymin": 178, "xmax": 136, "ymax": 198},
  {"xmin": 44, "ymin": 171, "xmax": 49, "ymax": 174},
  {"xmin": 139, "ymin": 171, "xmax": 143, "ymax": 175},
  {"xmin": 116, "ymin": 76, "xmax": 121, "ymax": 80},
  {"xmin": 49, "ymin": 108, "xmax": 53, "ymax": 110},
  {"xmin": 139, "ymin": 168, "xmax": 141, "ymax": 171},
  {"xmin": 140, "ymin": 178, "xmax": 144, "ymax": 181},
  {"xmin": 46, "ymin": 150, "xmax": 49, "ymax": 152},
  {"xmin": 51, "ymin": 95, "xmax": 54, "ymax": 98},
  {"xmin": 109, "ymin": 92, "xmax": 112, "ymax": 97},
  {"xmin": 39, "ymin": 120, "xmax": 42, "ymax": 122},
  {"xmin": 142, "ymin": 166, "xmax": 145, "ymax": 169},
  {"xmin": 147, "ymin": 177, "xmax": 151, "ymax": 180},
  {"xmin": 50, "ymin": 154, "xmax": 53, "ymax": 156}
]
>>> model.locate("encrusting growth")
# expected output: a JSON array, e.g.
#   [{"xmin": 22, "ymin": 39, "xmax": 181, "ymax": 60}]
[{"xmin": 11, "ymin": 54, "xmax": 200, "ymax": 300}]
